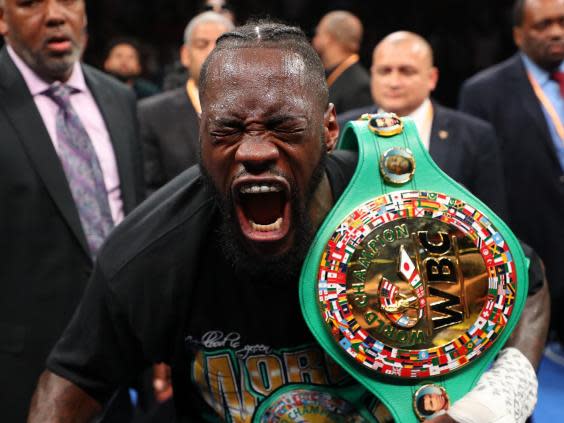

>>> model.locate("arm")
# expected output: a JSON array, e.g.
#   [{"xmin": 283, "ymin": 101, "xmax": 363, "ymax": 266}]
[
  {"xmin": 31, "ymin": 260, "xmax": 148, "ymax": 423},
  {"xmin": 27, "ymin": 371, "xmax": 102, "ymax": 423},
  {"xmin": 138, "ymin": 102, "xmax": 166, "ymax": 196},
  {"xmin": 428, "ymin": 252, "xmax": 550, "ymax": 422},
  {"xmin": 505, "ymin": 264, "xmax": 550, "ymax": 369}
]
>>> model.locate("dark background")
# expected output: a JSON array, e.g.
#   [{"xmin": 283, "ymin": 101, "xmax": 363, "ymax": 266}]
[{"xmin": 83, "ymin": 0, "xmax": 517, "ymax": 107}]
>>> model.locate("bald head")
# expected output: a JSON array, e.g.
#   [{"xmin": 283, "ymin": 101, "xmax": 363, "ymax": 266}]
[
  {"xmin": 313, "ymin": 10, "xmax": 364, "ymax": 67},
  {"xmin": 375, "ymin": 31, "xmax": 434, "ymax": 67},
  {"xmin": 322, "ymin": 11, "xmax": 363, "ymax": 52},
  {"xmin": 370, "ymin": 31, "xmax": 438, "ymax": 116}
]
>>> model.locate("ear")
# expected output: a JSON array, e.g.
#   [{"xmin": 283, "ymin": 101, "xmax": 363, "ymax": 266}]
[
  {"xmin": 513, "ymin": 26, "xmax": 523, "ymax": 48},
  {"xmin": 428, "ymin": 66, "xmax": 439, "ymax": 92},
  {"xmin": 180, "ymin": 44, "xmax": 190, "ymax": 69},
  {"xmin": 323, "ymin": 103, "xmax": 339, "ymax": 152},
  {"xmin": 0, "ymin": 6, "xmax": 8, "ymax": 37}
]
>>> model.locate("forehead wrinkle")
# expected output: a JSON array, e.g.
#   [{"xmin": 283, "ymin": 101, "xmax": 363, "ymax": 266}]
[
  {"xmin": 210, "ymin": 48, "xmax": 307, "ymax": 83},
  {"xmin": 203, "ymin": 49, "xmax": 311, "ymax": 116}
]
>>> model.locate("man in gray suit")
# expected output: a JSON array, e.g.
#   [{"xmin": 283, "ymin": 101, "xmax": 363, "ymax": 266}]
[
  {"xmin": 0, "ymin": 0, "xmax": 143, "ymax": 420},
  {"xmin": 139, "ymin": 11, "xmax": 233, "ymax": 195}
]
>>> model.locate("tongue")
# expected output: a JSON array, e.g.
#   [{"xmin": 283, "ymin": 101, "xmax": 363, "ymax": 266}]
[{"xmin": 243, "ymin": 192, "xmax": 283, "ymax": 225}]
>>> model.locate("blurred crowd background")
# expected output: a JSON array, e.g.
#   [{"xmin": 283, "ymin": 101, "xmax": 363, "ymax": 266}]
[
  {"xmin": 2, "ymin": 0, "xmax": 562, "ymax": 420},
  {"xmin": 59, "ymin": 0, "xmax": 517, "ymax": 107}
]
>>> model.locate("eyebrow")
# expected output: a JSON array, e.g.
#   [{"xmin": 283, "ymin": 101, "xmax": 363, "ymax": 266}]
[
  {"xmin": 265, "ymin": 114, "xmax": 308, "ymax": 126},
  {"xmin": 191, "ymin": 37, "xmax": 214, "ymax": 44},
  {"xmin": 210, "ymin": 117, "xmax": 244, "ymax": 127}
]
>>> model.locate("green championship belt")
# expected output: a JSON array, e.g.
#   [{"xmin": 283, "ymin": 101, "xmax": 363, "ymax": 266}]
[{"xmin": 296, "ymin": 114, "xmax": 528, "ymax": 422}]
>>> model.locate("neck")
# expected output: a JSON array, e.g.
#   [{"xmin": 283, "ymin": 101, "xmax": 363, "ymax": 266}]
[
  {"xmin": 537, "ymin": 60, "xmax": 560, "ymax": 73},
  {"xmin": 323, "ymin": 49, "xmax": 353, "ymax": 70},
  {"xmin": 524, "ymin": 51, "xmax": 562, "ymax": 73}
]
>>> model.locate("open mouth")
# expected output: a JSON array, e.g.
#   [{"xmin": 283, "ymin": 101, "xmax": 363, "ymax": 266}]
[
  {"xmin": 45, "ymin": 35, "xmax": 73, "ymax": 54},
  {"xmin": 232, "ymin": 177, "xmax": 291, "ymax": 244}
]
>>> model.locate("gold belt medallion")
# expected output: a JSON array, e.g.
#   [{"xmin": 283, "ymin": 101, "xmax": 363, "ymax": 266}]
[{"xmin": 318, "ymin": 190, "xmax": 517, "ymax": 379}]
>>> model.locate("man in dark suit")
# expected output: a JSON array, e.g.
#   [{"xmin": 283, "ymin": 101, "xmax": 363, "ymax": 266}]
[
  {"xmin": 339, "ymin": 31, "xmax": 508, "ymax": 219},
  {"xmin": 459, "ymin": 0, "xmax": 564, "ymax": 341},
  {"xmin": 139, "ymin": 11, "xmax": 233, "ymax": 195},
  {"xmin": 312, "ymin": 10, "xmax": 372, "ymax": 114},
  {"xmin": 0, "ymin": 0, "xmax": 144, "ymax": 421}
]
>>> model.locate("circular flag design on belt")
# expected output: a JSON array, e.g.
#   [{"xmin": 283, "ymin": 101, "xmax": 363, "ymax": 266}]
[{"xmin": 317, "ymin": 190, "xmax": 518, "ymax": 378}]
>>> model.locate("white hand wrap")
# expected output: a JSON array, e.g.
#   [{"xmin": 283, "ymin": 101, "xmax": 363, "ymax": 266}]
[{"xmin": 446, "ymin": 348, "xmax": 537, "ymax": 423}]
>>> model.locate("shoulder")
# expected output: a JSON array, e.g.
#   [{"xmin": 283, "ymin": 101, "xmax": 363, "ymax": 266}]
[
  {"xmin": 462, "ymin": 55, "xmax": 520, "ymax": 90},
  {"xmin": 81, "ymin": 64, "xmax": 138, "ymax": 115},
  {"xmin": 82, "ymin": 64, "xmax": 132, "ymax": 97},
  {"xmin": 138, "ymin": 88, "xmax": 195, "ymax": 132},
  {"xmin": 335, "ymin": 61, "xmax": 370, "ymax": 87},
  {"xmin": 139, "ymin": 87, "xmax": 188, "ymax": 112},
  {"xmin": 435, "ymin": 104, "xmax": 495, "ymax": 133},
  {"xmin": 133, "ymin": 78, "xmax": 160, "ymax": 98},
  {"xmin": 347, "ymin": 61, "xmax": 370, "ymax": 79},
  {"xmin": 326, "ymin": 150, "xmax": 358, "ymax": 200},
  {"xmin": 434, "ymin": 104, "xmax": 497, "ymax": 149},
  {"xmin": 97, "ymin": 165, "xmax": 215, "ymax": 281}
]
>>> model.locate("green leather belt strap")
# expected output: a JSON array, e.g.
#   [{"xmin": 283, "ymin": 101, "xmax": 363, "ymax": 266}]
[{"xmin": 299, "ymin": 116, "xmax": 528, "ymax": 422}]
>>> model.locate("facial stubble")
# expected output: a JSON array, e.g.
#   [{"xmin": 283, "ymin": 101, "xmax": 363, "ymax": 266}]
[{"xmin": 201, "ymin": 142, "xmax": 328, "ymax": 285}]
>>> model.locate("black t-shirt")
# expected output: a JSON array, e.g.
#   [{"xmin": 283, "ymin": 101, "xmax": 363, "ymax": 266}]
[
  {"xmin": 48, "ymin": 152, "xmax": 358, "ymax": 417},
  {"xmin": 47, "ymin": 151, "xmax": 543, "ymax": 421}
]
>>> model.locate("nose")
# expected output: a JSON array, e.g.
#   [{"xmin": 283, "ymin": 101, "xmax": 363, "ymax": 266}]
[
  {"xmin": 387, "ymin": 70, "xmax": 402, "ymax": 87},
  {"xmin": 545, "ymin": 16, "xmax": 564, "ymax": 38},
  {"xmin": 45, "ymin": 0, "xmax": 67, "ymax": 26},
  {"xmin": 235, "ymin": 137, "xmax": 279, "ymax": 174},
  {"xmin": 550, "ymin": 23, "xmax": 564, "ymax": 39}
]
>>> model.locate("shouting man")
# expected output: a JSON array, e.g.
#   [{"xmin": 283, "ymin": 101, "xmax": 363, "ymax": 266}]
[{"xmin": 29, "ymin": 22, "xmax": 548, "ymax": 423}]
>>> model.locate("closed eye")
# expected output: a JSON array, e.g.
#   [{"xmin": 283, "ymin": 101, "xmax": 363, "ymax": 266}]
[
  {"xmin": 209, "ymin": 118, "xmax": 245, "ymax": 143},
  {"xmin": 272, "ymin": 125, "xmax": 306, "ymax": 134},
  {"xmin": 267, "ymin": 116, "xmax": 308, "ymax": 136},
  {"xmin": 209, "ymin": 129, "xmax": 242, "ymax": 144},
  {"xmin": 17, "ymin": 0, "xmax": 39, "ymax": 7}
]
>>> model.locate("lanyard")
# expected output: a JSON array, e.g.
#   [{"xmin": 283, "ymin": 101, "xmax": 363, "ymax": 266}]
[
  {"xmin": 185, "ymin": 78, "xmax": 201, "ymax": 115},
  {"xmin": 326, "ymin": 54, "xmax": 359, "ymax": 87},
  {"xmin": 527, "ymin": 72, "xmax": 564, "ymax": 145}
]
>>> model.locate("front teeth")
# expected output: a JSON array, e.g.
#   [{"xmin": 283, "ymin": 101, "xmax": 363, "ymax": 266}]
[
  {"xmin": 240, "ymin": 184, "xmax": 282, "ymax": 194},
  {"xmin": 250, "ymin": 217, "xmax": 283, "ymax": 232}
]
